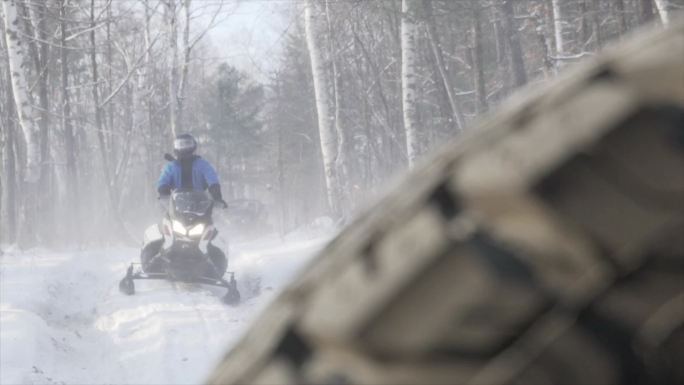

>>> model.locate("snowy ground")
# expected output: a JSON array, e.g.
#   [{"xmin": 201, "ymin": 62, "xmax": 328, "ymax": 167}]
[{"xmin": 0, "ymin": 229, "xmax": 330, "ymax": 385}]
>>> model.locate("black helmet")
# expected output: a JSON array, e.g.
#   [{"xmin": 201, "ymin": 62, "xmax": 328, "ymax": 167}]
[{"xmin": 173, "ymin": 133, "xmax": 197, "ymax": 159}]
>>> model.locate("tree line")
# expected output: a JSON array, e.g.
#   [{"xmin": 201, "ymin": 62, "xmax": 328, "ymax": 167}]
[
  {"xmin": 272, "ymin": 0, "xmax": 678, "ymax": 226},
  {"xmin": 0, "ymin": 0, "xmax": 678, "ymax": 248}
]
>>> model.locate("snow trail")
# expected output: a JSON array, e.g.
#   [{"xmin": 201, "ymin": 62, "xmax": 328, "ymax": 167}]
[{"xmin": 1, "ymin": 234, "xmax": 328, "ymax": 385}]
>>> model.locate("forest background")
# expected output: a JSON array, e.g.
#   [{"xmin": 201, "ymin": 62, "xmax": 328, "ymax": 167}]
[{"xmin": 0, "ymin": 0, "xmax": 680, "ymax": 247}]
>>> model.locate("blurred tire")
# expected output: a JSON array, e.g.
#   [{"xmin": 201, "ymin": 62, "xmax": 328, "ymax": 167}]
[{"xmin": 208, "ymin": 23, "xmax": 684, "ymax": 385}]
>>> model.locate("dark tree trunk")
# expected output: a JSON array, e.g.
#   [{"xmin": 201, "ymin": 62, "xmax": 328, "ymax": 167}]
[
  {"xmin": 61, "ymin": 0, "xmax": 78, "ymax": 222},
  {"xmin": 423, "ymin": 0, "xmax": 465, "ymax": 130},
  {"xmin": 90, "ymin": 0, "xmax": 112, "ymax": 205},
  {"xmin": 471, "ymin": 0, "xmax": 488, "ymax": 113},
  {"xmin": 18, "ymin": 1, "xmax": 51, "ymax": 243},
  {"xmin": 3, "ymin": 76, "xmax": 17, "ymax": 243},
  {"xmin": 535, "ymin": 9, "xmax": 554, "ymax": 78},
  {"xmin": 581, "ymin": 0, "xmax": 591, "ymax": 45},
  {"xmin": 498, "ymin": 0, "xmax": 528, "ymax": 89},
  {"xmin": 639, "ymin": 0, "xmax": 655, "ymax": 24},
  {"xmin": 614, "ymin": 0, "xmax": 628, "ymax": 35},
  {"xmin": 352, "ymin": 28, "xmax": 403, "ymax": 172},
  {"xmin": 89, "ymin": 0, "xmax": 131, "ymax": 242},
  {"xmin": 105, "ymin": 3, "xmax": 115, "ymax": 171},
  {"xmin": 325, "ymin": 0, "xmax": 352, "ymax": 214},
  {"xmin": 17, "ymin": 2, "xmax": 50, "ymax": 189},
  {"xmin": 589, "ymin": 0, "xmax": 603, "ymax": 50},
  {"xmin": 494, "ymin": 18, "xmax": 505, "ymax": 65}
]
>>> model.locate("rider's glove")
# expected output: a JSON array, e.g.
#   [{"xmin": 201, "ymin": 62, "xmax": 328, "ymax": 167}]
[
  {"xmin": 208, "ymin": 184, "xmax": 228, "ymax": 209},
  {"xmin": 158, "ymin": 184, "xmax": 172, "ymax": 197}
]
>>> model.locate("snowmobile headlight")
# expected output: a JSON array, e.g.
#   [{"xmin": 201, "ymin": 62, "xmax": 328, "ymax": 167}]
[
  {"xmin": 188, "ymin": 223, "xmax": 205, "ymax": 237},
  {"xmin": 172, "ymin": 220, "xmax": 187, "ymax": 235}
]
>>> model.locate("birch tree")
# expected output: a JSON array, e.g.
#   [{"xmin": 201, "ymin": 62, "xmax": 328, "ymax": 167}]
[
  {"xmin": 470, "ymin": 0, "xmax": 488, "ymax": 113},
  {"xmin": 166, "ymin": 0, "xmax": 180, "ymax": 137},
  {"xmin": 2, "ymin": 0, "xmax": 40, "ymax": 182},
  {"xmin": 325, "ymin": 0, "xmax": 351, "ymax": 213},
  {"xmin": 177, "ymin": 0, "xmax": 190, "ymax": 134},
  {"xmin": 551, "ymin": 0, "xmax": 566, "ymax": 70},
  {"xmin": 19, "ymin": 2, "xmax": 49, "ymax": 186},
  {"xmin": 2, "ymin": 66, "xmax": 17, "ymax": 243},
  {"xmin": 654, "ymin": 0, "xmax": 672, "ymax": 25},
  {"xmin": 304, "ymin": 0, "xmax": 342, "ymax": 217},
  {"xmin": 177, "ymin": 0, "xmax": 228, "ymax": 138},
  {"xmin": 402, "ymin": 0, "xmax": 421, "ymax": 167}
]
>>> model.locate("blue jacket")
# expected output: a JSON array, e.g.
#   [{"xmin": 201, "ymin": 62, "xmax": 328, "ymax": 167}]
[{"xmin": 157, "ymin": 157, "xmax": 219, "ymax": 192}]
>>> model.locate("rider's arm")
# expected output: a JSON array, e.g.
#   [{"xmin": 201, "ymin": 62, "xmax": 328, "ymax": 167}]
[
  {"xmin": 198, "ymin": 159, "xmax": 219, "ymax": 187},
  {"xmin": 157, "ymin": 162, "xmax": 175, "ymax": 196},
  {"xmin": 198, "ymin": 159, "xmax": 225, "ymax": 204}
]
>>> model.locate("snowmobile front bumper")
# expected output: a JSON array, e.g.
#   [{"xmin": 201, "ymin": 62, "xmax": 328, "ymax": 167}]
[{"xmin": 118, "ymin": 263, "xmax": 240, "ymax": 305}]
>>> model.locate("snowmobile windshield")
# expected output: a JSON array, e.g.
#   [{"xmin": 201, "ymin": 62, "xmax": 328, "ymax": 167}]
[{"xmin": 171, "ymin": 191, "xmax": 213, "ymax": 216}]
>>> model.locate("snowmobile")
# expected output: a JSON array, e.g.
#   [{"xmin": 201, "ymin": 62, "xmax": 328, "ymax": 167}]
[{"xmin": 118, "ymin": 190, "xmax": 240, "ymax": 305}]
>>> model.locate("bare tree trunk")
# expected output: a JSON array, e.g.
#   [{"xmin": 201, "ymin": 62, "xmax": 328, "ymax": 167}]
[
  {"xmin": 305, "ymin": 0, "xmax": 342, "ymax": 217},
  {"xmin": 639, "ymin": 0, "xmax": 656, "ymax": 24},
  {"xmin": 2, "ymin": 0, "xmax": 41, "ymax": 183},
  {"xmin": 423, "ymin": 0, "xmax": 465, "ymax": 131},
  {"xmin": 325, "ymin": 0, "xmax": 351, "ymax": 215},
  {"xmin": 89, "ymin": 0, "xmax": 124, "ymax": 233},
  {"xmin": 114, "ymin": 83, "xmax": 135, "ymax": 212},
  {"xmin": 2, "ymin": 71, "xmax": 17, "ymax": 244},
  {"xmin": 589, "ymin": 0, "xmax": 603, "ymax": 49},
  {"xmin": 2, "ymin": 135, "xmax": 17, "ymax": 244},
  {"xmin": 471, "ymin": 0, "xmax": 488, "ymax": 113},
  {"xmin": 143, "ymin": 0, "xmax": 156, "ymax": 202},
  {"xmin": 494, "ymin": 18, "xmax": 505, "ymax": 66},
  {"xmin": 580, "ymin": 0, "xmax": 591, "ymax": 46},
  {"xmin": 176, "ymin": 0, "xmax": 226, "ymax": 137},
  {"xmin": 166, "ymin": 0, "xmax": 179, "ymax": 137},
  {"xmin": 90, "ymin": 0, "xmax": 111, "ymax": 191},
  {"xmin": 351, "ymin": 28, "xmax": 404, "ymax": 171},
  {"xmin": 177, "ymin": 0, "xmax": 191, "ymax": 134},
  {"xmin": 498, "ymin": 0, "xmax": 528, "ymax": 88},
  {"xmin": 551, "ymin": 0, "xmax": 565, "ymax": 56},
  {"xmin": 20, "ymin": 2, "xmax": 50, "ymax": 189},
  {"xmin": 60, "ymin": 0, "xmax": 78, "ymax": 224},
  {"xmin": 105, "ymin": 3, "xmax": 115, "ymax": 172},
  {"xmin": 534, "ymin": 4, "xmax": 555, "ymax": 78},
  {"xmin": 19, "ymin": 1, "xmax": 53, "ymax": 243},
  {"xmin": 35, "ymin": 10, "xmax": 50, "ymax": 221},
  {"xmin": 614, "ymin": 0, "xmax": 628, "ymax": 35},
  {"xmin": 0, "ymin": 171, "xmax": 2, "ymax": 247},
  {"xmin": 402, "ymin": 0, "xmax": 422, "ymax": 167},
  {"xmin": 274, "ymin": 80, "xmax": 287, "ymax": 235},
  {"xmin": 653, "ymin": 0, "xmax": 671, "ymax": 25},
  {"xmin": 3, "ymin": 0, "xmax": 42, "ymax": 247},
  {"xmin": 551, "ymin": 0, "xmax": 566, "ymax": 70},
  {"xmin": 86, "ymin": 0, "xmax": 134, "ymax": 243}
]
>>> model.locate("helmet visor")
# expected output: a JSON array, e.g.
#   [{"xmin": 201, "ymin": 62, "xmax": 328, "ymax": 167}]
[{"xmin": 174, "ymin": 137, "xmax": 195, "ymax": 152}]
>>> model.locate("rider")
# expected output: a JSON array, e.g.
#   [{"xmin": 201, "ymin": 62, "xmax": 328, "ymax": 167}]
[{"xmin": 157, "ymin": 133, "xmax": 228, "ymax": 208}]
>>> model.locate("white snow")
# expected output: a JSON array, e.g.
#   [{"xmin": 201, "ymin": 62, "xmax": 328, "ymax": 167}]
[{"xmin": 1, "ymin": 228, "xmax": 331, "ymax": 385}]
